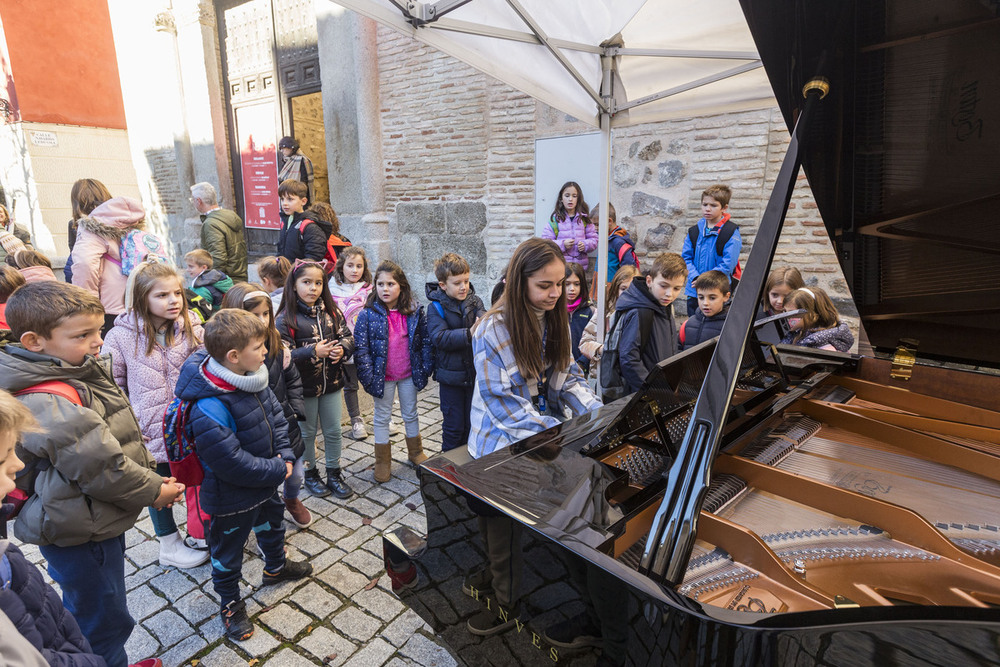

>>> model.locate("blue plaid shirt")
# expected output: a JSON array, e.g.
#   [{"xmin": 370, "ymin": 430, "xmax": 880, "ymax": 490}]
[{"xmin": 468, "ymin": 314, "xmax": 601, "ymax": 459}]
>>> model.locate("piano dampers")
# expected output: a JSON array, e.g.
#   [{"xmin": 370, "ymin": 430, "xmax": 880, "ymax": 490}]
[
  {"xmin": 738, "ymin": 414, "xmax": 821, "ymax": 466},
  {"xmin": 703, "ymin": 474, "xmax": 749, "ymax": 514}
]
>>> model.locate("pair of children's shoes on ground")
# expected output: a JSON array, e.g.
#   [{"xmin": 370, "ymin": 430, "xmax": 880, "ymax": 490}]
[{"xmin": 221, "ymin": 560, "xmax": 313, "ymax": 640}]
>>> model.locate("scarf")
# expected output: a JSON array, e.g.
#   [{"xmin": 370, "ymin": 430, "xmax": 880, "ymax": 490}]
[{"xmin": 206, "ymin": 357, "xmax": 269, "ymax": 393}]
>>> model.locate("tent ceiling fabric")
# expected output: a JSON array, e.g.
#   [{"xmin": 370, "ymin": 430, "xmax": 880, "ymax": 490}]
[{"xmin": 327, "ymin": 0, "xmax": 777, "ymax": 127}]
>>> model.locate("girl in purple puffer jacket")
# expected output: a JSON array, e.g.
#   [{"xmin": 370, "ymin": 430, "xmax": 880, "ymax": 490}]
[
  {"xmin": 541, "ymin": 181, "xmax": 598, "ymax": 267},
  {"xmin": 102, "ymin": 259, "xmax": 209, "ymax": 570},
  {"xmin": 780, "ymin": 287, "xmax": 855, "ymax": 352}
]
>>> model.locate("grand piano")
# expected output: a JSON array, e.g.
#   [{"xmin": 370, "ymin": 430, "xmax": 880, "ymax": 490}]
[{"xmin": 382, "ymin": 1, "xmax": 1000, "ymax": 664}]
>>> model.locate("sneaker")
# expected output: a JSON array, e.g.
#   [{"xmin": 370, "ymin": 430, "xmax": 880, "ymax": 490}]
[
  {"xmin": 543, "ymin": 611, "xmax": 602, "ymax": 649},
  {"xmin": 351, "ymin": 418, "xmax": 368, "ymax": 440},
  {"xmin": 184, "ymin": 536, "xmax": 209, "ymax": 551},
  {"xmin": 284, "ymin": 497, "xmax": 314, "ymax": 528},
  {"xmin": 462, "ymin": 567, "xmax": 493, "ymax": 598},
  {"xmin": 389, "ymin": 420, "xmax": 403, "ymax": 436},
  {"xmin": 466, "ymin": 604, "xmax": 520, "ymax": 636},
  {"xmin": 261, "ymin": 558, "xmax": 313, "ymax": 587},
  {"xmin": 221, "ymin": 600, "xmax": 254, "ymax": 641},
  {"xmin": 158, "ymin": 532, "xmax": 209, "ymax": 569},
  {"xmin": 129, "ymin": 660, "xmax": 163, "ymax": 667}
]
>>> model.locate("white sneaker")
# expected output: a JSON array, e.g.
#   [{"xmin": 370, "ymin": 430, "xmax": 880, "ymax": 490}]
[
  {"xmin": 351, "ymin": 418, "xmax": 368, "ymax": 440},
  {"xmin": 159, "ymin": 532, "xmax": 209, "ymax": 568},
  {"xmin": 389, "ymin": 420, "xmax": 403, "ymax": 436}
]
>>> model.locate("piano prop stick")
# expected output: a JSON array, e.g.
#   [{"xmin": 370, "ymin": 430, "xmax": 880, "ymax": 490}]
[{"xmin": 640, "ymin": 76, "xmax": 832, "ymax": 585}]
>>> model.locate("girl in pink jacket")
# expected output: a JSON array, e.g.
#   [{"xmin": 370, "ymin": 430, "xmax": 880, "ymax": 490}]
[
  {"xmin": 102, "ymin": 259, "xmax": 209, "ymax": 570},
  {"xmin": 541, "ymin": 181, "xmax": 598, "ymax": 266},
  {"xmin": 329, "ymin": 246, "xmax": 374, "ymax": 441}
]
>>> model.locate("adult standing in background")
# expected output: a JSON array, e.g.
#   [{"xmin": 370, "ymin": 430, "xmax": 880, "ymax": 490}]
[
  {"xmin": 278, "ymin": 136, "xmax": 314, "ymax": 203},
  {"xmin": 191, "ymin": 182, "xmax": 248, "ymax": 282},
  {"xmin": 0, "ymin": 203, "xmax": 31, "ymax": 265},
  {"xmin": 65, "ymin": 179, "xmax": 112, "ymax": 283}
]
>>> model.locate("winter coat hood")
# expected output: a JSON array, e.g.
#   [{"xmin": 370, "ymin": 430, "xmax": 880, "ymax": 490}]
[
  {"xmin": 424, "ymin": 281, "xmax": 480, "ymax": 309},
  {"xmin": 78, "ymin": 197, "xmax": 144, "ymax": 239},
  {"xmin": 18, "ymin": 266, "xmax": 57, "ymax": 284},
  {"xmin": 615, "ymin": 279, "xmax": 672, "ymax": 317}
]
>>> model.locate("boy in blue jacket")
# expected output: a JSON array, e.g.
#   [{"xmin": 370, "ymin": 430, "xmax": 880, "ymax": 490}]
[
  {"xmin": 681, "ymin": 184, "xmax": 741, "ymax": 316},
  {"xmin": 425, "ymin": 253, "xmax": 486, "ymax": 452},
  {"xmin": 679, "ymin": 270, "xmax": 731, "ymax": 350},
  {"xmin": 174, "ymin": 310, "xmax": 311, "ymax": 642}
]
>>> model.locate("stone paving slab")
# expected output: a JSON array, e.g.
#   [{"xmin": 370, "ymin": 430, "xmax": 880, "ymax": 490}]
[{"xmin": 6, "ymin": 384, "xmax": 464, "ymax": 666}]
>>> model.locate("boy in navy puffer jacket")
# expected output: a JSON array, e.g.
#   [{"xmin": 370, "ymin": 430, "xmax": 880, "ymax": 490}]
[
  {"xmin": 425, "ymin": 253, "xmax": 486, "ymax": 452},
  {"xmin": 678, "ymin": 270, "xmax": 731, "ymax": 350},
  {"xmin": 0, "ymin": 390, "xmax": 106, "ymax": 667},
  {"xmin": 174, "ymin": 310, "xmax": 311, "ymax": 642}
]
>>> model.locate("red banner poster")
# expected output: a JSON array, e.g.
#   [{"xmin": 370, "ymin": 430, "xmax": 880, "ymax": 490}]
[{"xmin": 236, "ymin": 102, "xmax": 281, "ymax": 230}]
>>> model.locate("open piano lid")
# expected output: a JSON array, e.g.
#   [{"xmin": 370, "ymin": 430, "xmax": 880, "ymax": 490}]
[{"xmin": 741, "ymin": 0, "xmax": 1000, "ymax": 368}]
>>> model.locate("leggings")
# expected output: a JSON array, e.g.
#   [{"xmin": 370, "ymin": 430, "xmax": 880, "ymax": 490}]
[
  {"xmin": 301, "ymin": 390, "xmax": 344, "ymax": 470},
  {"xmin": 373, "ymin": 378, "xmax": 419, "ymax": 443},
  {"xmin": 343, "ymin": 364, "xmax": 361, "ymax": 420}
]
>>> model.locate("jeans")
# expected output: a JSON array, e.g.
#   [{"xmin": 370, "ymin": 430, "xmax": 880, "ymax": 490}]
[
  {"xmin": 373, "ymin": 378, "xmax": 419, "ymax": 443},
  {"xmin": 283, "ymin": 457, "xmax": 305, "ymax": 499},
  {"xmin": 343, "ymin": 364, "xmax": 361, "ymax": 420},
  {"xmin": 208, "ymin": 493, "xmax": 286, "ymax": 607},
  {"xmin": 40, "ymin": 535, "xmax": 132, "ymax": 667},
  {"xmin": 439, "ymin": 383, "xmax": 474, "ymax": 451},
  {"xmin": 301, "ymin": 390, "xmax": 343, "ymax": 469}
]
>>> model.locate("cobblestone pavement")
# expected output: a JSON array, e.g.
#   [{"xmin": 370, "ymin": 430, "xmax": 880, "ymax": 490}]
[{"xmin": 12, "ymin": 383, "xmax": 460, "ymax": 667}]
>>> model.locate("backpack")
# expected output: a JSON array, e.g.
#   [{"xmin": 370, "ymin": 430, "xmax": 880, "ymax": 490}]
[
  {"xmin": 185, "ymin": 288, "xmax": 214, "ymax": 323},
  {"xmin": 589, "ymin": 236, "xmax": 641, "ymax": 301},
  {"xmin": 5, "ymin": 381, "xmax": 82, "ymax": 518},
  {"xmin": 104, "ymin": 229, "xmax": 167, "ymax": 275},
  {"xmin": 299, "ymin": 218, "xmax": 351, "ymax": 270},
  {"xmin": 162, "ymin": 397, "xmax": 211, "ymax": 487},
  {"xmin": 599, "ymin": 308, "xmax": 654, "ymax": 401},
  {"xmin": 688, "ymin": 221, "xmax": 743, "ymax": 291}
]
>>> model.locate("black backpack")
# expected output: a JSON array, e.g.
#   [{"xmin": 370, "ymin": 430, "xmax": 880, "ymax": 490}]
[
  {"xmin": 688, "ymin": 221, "xmax": 742, "ymax": 292},
  {"xmin": 599, "ymin": 308, "xmax": 654, "ymax": 401}
]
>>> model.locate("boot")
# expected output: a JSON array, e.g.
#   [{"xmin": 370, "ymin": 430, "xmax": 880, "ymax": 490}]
[
  {"xmin": 283, "ymin": 497, "xmax": 314, "ymax": 528},
  {"xmin": 406, "ymin": 434, "xmax": 428, "ymax": 466},
  {"xmin": 159, "ymin": 531, "xmax": 209, "ymax": 569},
  {"xmin": 303, "ymin": 467, "xmax": 331, "ymax": 497},
  {"xmin": 374, "ymin": 442, "xmax": 392, "ymax": 483},
  {"xmin": 325, "ymin": 467, "xmax": 354, "ymax": 499}
]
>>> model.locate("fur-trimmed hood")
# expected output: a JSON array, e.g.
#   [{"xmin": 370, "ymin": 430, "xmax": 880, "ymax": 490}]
[{"xmin": 77, "ymin": 214, "xmax": 142, "ymax": 241}]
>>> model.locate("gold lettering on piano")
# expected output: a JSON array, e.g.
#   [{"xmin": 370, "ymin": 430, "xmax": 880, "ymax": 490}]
[
  {"xmin": 472, "ymin": 593, "xmax": 560, "ymax": 662},
  {"xmin": 719, "ymin": 585, "xmax": 788, "ymax": 613}
]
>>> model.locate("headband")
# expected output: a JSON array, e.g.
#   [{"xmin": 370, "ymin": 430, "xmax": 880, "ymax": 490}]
[
  {"xmin": 292, "ymin": 258, "xmax": 330, "ymax": 272},
  {"xmin": 799, "ymin": 288, "xmax": 815, "ymax": 299},
  {"xmin": 243, "ymin": 290, "xmax": 271, "ymax": 303}
]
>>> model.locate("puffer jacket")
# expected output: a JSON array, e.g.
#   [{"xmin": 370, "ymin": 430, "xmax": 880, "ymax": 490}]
[
  {"xmin": 615, "ymin": 280, "xmax": 679, "ymax": 393},
  {"xmin": 191, "ymin": 269, "xmax": 234, "ymax": 308},
  {"xmin": 424, "ymin": 281, "xmax": 485, "ymax": 387},
  {"xmin": 541, "ymin": 212, "xmax": 598, "ymax": 265},
  {"xmin": 781, "ymin": 321, "xmax": 854, "ymax": 352},
  {"xmin": 101, "ymin": 312, "xmax": 204, "ymax": 463},
  {"xmin": 266, "ymin": 345, "xmax": 305, "ymax": 458},
  {"xmin": 174, "ymin": 351, "xmax": 293, "ymax": 516},
  {"xmin": 277, "ymin": 212, "xmax": 332, "ymax": 263},
  {"xmin": 275, "ymin": 298, "xmax": 354, "ymax": 397},
  {"xmin": 200, "ymin": 208, "xmax": 248, "ymax": 282},
  {"xmin": 0, "ymin": 536, "xmax": 105, "ymax": 667},
  {"xmin": 679, "ymin": 303, "xmax": 730, "ymax": 350},
  {"xmin": 70, "ymin": 216, "xmax": 140, "ymax": 315},
  {"xmin": 355, "ymin": 299, "xmax": 434, "ymax": 398},
  {"xmin": 330, "ymin": 280, "xmax": 373, "ymax": 366},
  {"xmin": 0, "ymin": 346, "xmax": 161, "ymax": 547}
]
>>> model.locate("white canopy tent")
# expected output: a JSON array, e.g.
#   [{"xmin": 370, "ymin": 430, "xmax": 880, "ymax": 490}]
[{"xmin": 327, "ymin": 0, "xmax": 777, "ymax": 340}]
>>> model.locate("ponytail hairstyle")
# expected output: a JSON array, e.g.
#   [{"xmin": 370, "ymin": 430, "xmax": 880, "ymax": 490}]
[
  {"xmin": 550, "ymin": 181, "xmax": 591, "ymax": 225},
  {"xmin": 333, "ymin": 246, "xmax": 372, "ymax": 286},
  {"xmin": 784, "ymin": 287, "xmax": 840, "ymax": 342},
  {"xmin": 606, "ymin": 264, "xmax": 640, "ymax": 314},
  {"xmin": 483, "ymin": 238, "xmax": 570, "ymax": 379},
  {"xmin": 367, "ymin": 260, "xmax": 416, "ymax": 315},
  {"xmin": 127, "ymin": 259, "xmax": 197, "ymax": 355},
  {"xmin": 282, "ymin": 260, "xmax": 339, "ymax": 325},
  {"xmin": 257, "ymin": 256, "xmax": 291, "ymax": 290},
  {"xmin": 222, "ymin": 282, "xmax": 282, "ymax": 356}
]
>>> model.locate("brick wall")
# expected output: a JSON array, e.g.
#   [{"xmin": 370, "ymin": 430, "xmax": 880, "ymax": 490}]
[{"xmin": 375, "ymin": 32, "xmax": 857, "ymax": 331}]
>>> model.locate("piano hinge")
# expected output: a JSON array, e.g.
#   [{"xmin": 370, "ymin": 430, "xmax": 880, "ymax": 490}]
[
  {"xmin": 834, "ymin": 595, "xmax": 859, "ymax": 609},
  {"xmin": 890, "ymin": 338, "xmax": 919, "ymax": 381}
]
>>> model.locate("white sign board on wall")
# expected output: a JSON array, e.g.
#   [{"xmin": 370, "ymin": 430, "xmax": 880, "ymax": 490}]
[{"xmin": 534, "ymin": 133, "xmax": 603, "ymax": 245}]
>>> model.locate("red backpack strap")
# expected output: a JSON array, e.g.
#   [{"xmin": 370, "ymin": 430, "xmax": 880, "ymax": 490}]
[{"xmin": 15, "ymin": 381, "xmax": 83, "ymax": 406}]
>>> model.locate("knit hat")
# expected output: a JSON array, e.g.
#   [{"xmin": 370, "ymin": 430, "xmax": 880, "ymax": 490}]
[
  {"xmin": 0, "ymin": 229, "xmax": 26, "ymax": 255},
  {"xmin": 89, "ymin": 196, "xmax": 145, "ymax": 229}
]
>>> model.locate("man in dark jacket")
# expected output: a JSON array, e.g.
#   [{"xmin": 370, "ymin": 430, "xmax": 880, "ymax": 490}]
[
  {"xmin": 679, "ymin": 270, "xmax": 731, "ymax": 350},
  {"xmin": 425, "ymin": 253, "xmax": 486, "ymax": 452},
  {"xmin": 614, "ymin": 253, "xmax": 687, "ymax": 393},
  {"xmin": 191, "ymin": 182, "xmax": 248, "ymax": 282},
  {"xmin": 276, "ymin": 179, "xmax": 331, "ymax": 263},
  {"xmin": 175, "ymin": 311, "xmax": 311, "ymax": 642}
]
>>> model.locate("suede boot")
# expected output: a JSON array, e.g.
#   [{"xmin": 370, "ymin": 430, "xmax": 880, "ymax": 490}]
[
  {"xmin": 374, "ymin": 442, "xmax": 392, "ymax": 482},
  {"xmin": 325, "ymin": 467, "xmax": 354, "ymax": 499},
  {"xmin": 406, "ymin": 434, "xmax": 428, "ymax": 466}
]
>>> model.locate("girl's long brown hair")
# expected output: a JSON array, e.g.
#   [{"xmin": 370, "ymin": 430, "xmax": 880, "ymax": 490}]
[
  {"xmin": 222, "ymin": 282, "xmax": 282, "ymax": 356},
  {"xmin": 367, "ymin": 260, "xmax": 415, "ymax": 315},
  {"xmin": 550, "ymin": 181, "xmax": 591, "ymax": 225},
  {"xmin": 764, "ymin": 266, "xmax": 804, "ymax": 309},
  {"xmin": 483, "ymin": 238, "xmax": 570, "ymax": 378},
  {"xmin": 129, "ymin": 261, "xmax": 198, "ymax": 355},
  {"xmin": 70, "ymin": 178, "xmax": 112, "ymax": 220},
  {"xmin": 606, "ymin": 264, "xmax": 640, "ymax": 314},
  {"xmin": 282, "ymin": 261, "xmax": 340, "ymax": 326},
  {"xmin": 784, "ymin": 287, "xmax": 840, "ymax": 342},
  {"xmin": 333, "ymin": 246, "xmax": 372, "ymax": 286}
]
